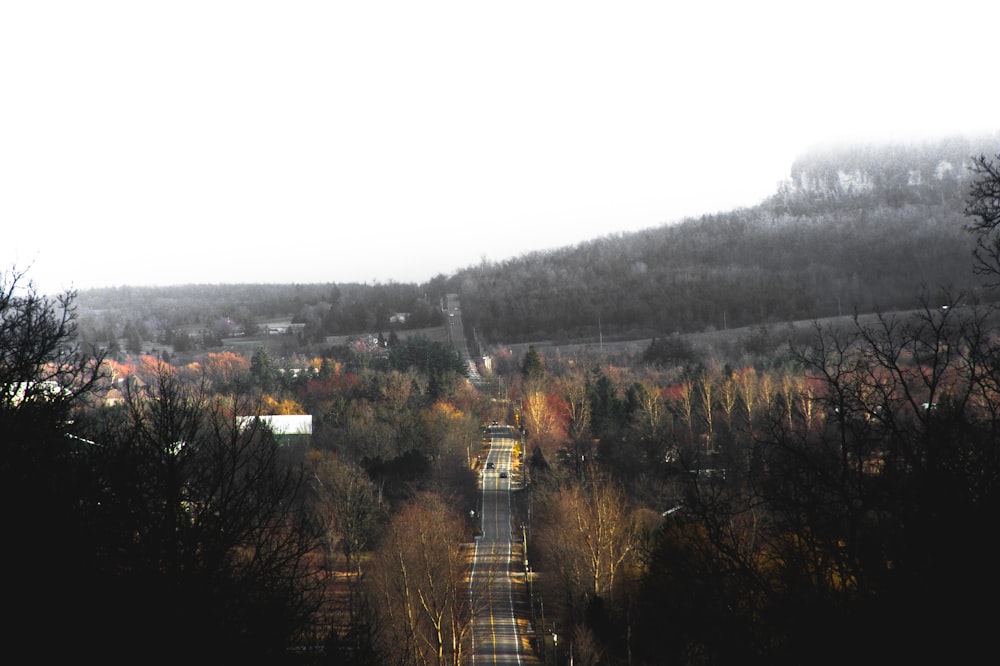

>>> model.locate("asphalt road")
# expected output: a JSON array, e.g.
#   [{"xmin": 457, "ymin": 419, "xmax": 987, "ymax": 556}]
[
  {"xmin": 445, "ymin": 292, "xmax": 483, "ymax": 386},
  {"xmin": 470, "ymin": 428, "xmax": 524, "ymax": 665}
]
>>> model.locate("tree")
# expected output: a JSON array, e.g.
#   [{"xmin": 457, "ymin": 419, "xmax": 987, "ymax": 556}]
[
  {"xmin": 627, "ymin": 380, "xmax": 665, "ymax": 443},
  {"xmin": 521, "ymin": 389, "xmax": 569, "ymax": 452},
  {"xmin": 589, "ymin": 369, "xmax": 625, "ymax": 440},
  {"xmin": 122, "ymin": 319, "xmax": 144, "ymax": 354},
  {"xmin": 376, "ymin": 369, "xmax": 418, "ymax": 456},
  {"xmin": 559, "ymin": 371, "xmax": 592, "ymax": 444},
  {"xmin": 365, "ymin": 492, "xmax": 472, "ymax": 665},
  {"xmin": 262, "ymin": 394, "xmax": 307, "ymax": 414},
  {"xmin": 667, "ymin": 375, "xmax": 695, "ymax": 440},
  {"xmin": 250, "ymin": 346, "xmax": 278, "ymax": 390},
  {"xmin": 0, "ymin": 268, "xmax": 103, "ymax": 441},
  {"xmin": 521, "ymin": 344, "xmax": 544, "ymax": 382},
  {"xmin": 558, "ymin": 371, "xmax": 594, "ymax": 478},
  {"xmin": 695, "ymin": 369, "xmax": 715, "ymax": 441},
  {"xmin": 741, "ymin": 299, "xmax": 1000, "ymax": 662},
  {"xmin": 535, "ymin": 474, "xmax": 641, "ymax": 625},
  {"xmin": 418, "ymin": 399, "xmax": 476, "ymax": 462},
  {"xmin": 718, "ymin": 367, "xmax": 739, "ymax": 432},
  {"xmin": 624, "ymin": 380, "xmax": 670, "ymax": 470},
  {"xmin": 202, "ymin": 350, "xmax": 251, "ymax": 391},
  {"xmin": 965, "ymin": 152, "xmax": 1000, "ymax": 285},
  {"xmin": 312, "ymin": 452, "xmax": 383, "ymax": 576},
  {"xmin": 310, "ymin": 450, "xmax": 384, "ymax": 656},
  {"xmin": 75, "ymin": 359, "xmax": 327, "ymax": 662},
  {"xmin": 0, "ymin": 268, "xmax": 108, "ymax": 658}
]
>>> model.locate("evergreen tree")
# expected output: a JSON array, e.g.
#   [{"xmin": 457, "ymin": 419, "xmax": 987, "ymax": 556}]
[{"xmin": 521, "ymin": 345, "xmax": 544, "ymax": 382}]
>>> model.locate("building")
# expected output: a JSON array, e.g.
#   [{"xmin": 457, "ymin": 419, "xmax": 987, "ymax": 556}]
[{"xmin": 237, "ymin": 414, "xmax": 313, "ymax": 446}]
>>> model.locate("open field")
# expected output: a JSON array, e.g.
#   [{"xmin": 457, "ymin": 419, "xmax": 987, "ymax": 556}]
[
  {"xmin": 215, "ymin": 325, "xmax": 452, "ymax": 354},
  {"xmin": 496, "ymin": 304, "xmax": 1000, "ymax": 363},
  {"xmin": 321, "ymin": 325, "xmax": 451, "ymax": 347},
  {"xmin": 195, "ymin": 303, "xmax": 1000, "ymax": 374}
]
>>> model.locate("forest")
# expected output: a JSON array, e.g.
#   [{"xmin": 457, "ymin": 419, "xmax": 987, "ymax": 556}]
[
  {"xmin": 71, "ymin": 134, "xmax": 997, "ymax": 359},
  {"xmin": 5, "ymin": 136, "xmax": 1000, "ymax": 664}
]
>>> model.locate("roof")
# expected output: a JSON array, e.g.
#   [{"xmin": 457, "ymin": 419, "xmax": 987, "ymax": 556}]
[{"xmin": 238, "ymin": 414, "xmax": 313, "ymax": 435}]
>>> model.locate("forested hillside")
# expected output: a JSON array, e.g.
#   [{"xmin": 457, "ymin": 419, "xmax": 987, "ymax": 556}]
[
  {"xmin": 69, "ymin": 134, "xmax": 998, "ymax": 359},
  {"xmin": 455, "ymin": 134, "xmax": 999, "ymax": 346}
]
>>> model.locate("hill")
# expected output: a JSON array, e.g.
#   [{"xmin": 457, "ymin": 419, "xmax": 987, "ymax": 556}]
[
  {"xmin": 68, "ymin": 133, "xmax": 1000, "ymax": 362},
  {"xmin": 453, "ymin": 133, "xmax": 1000, "ymax": 352}
]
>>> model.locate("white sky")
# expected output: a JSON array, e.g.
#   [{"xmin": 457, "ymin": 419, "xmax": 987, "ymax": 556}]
[{"xmin": 3, "ymin": 1, "xmax": 998, "ymax": 294}]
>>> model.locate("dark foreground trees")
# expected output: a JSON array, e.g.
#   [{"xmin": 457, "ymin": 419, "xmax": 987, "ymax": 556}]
[
  {"xmin": 1, "ymin": 269, "xmax": 327, "ymax": 664},
  {"xmin": 1, "ymin": 269, "xmax": 107, "ymax": 661},
  {"xmin": 363, "ymin": 491, "xmax": 473, "ymax": 666},
  {"xmin": 76, "ymin": 362, "xmax": 327, "ymax": 663},
  {"xmin": 966, "ymin": 152, "xmax": 1000, "ymax": 284},
  {"xmin": 626, "ymin": 299, "xmax": 1000, "ymax": 664}
]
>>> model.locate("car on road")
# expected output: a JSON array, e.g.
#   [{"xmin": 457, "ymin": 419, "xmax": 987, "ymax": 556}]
[
  {"xmin": 487, "ymin": 462, "xmax": 495, "ymax": 469},
  {"xmin": 499, "ymin": 471, "xmax": 507, "ymax": 478}
]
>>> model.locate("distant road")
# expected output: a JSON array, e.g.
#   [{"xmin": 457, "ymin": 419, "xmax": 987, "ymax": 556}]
[
  {"xmin": 445, "ymin": 293, "xmax": 483, "ymax": 386},
  {"xmin": 470, "ymin": 427, "xmax": 526, "ymax": 664}
]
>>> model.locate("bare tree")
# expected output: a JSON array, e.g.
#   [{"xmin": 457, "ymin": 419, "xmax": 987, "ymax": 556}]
[
  {"xmin": 536, "ymin": 473, "xmax": 641, "ymax": 617},
  {"xmin": 521, "ymin": 388, "xmax": 567, "ymax": 448},
  {"xmin": 671, "ymin": 375, "xmax": 695, "ymax": 439},
  {"xmin": 1, "ymin": 267, "xmax": 106, "ymax": 659},
  {"xmin": 559, "ymin": 371, "xmax": 594, "ymax": 478},
  {"xmin": 311, "ymin": 451, "xmax": 383, "ymax": 575},
  {"xmin": 83, "ymin": 360, "xmax": 328, "ymax": 660},
  {"xmin": 366, "ymin": 491, "xmax": 473, "ymax": 666},
  {"xmin": 779, "ymin": 369, "xmax": 800, "ymax": 433},
  {"xmin": 718, "ymin": 368, "xmax": 739, "ymax": 432},
  {"xmin": 965, "ymin": 153, "xmax": 1000, "ymax": 285},
  {"xmin": 1, "ymin": 267, "xmax": 105, "ymax": 441},
  {"xmin": 696, "ymin": 369, "xmax": 715, "ymax": 441},
  {"xmin": 559, "ymin": 371, "xmax": 592, "ymax": 446},
  {"xmin": 629, "ymin": 380, "xmax": 665, "ymax": 442},
  {"xmin": 737, "ymin": 367, "xmax": 758, "ymax": 433}
]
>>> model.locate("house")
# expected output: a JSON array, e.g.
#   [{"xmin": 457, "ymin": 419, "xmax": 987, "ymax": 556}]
[
  {"xmin": 104, "ymin": 387, "xmax": 125, "ymax": 407},
  {"xmin": 262, "ymin": 323, "xmax": 306, "ymax": 336}
]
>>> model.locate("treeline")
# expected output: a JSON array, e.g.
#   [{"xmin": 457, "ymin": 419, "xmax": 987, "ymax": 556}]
[
  {"xmin": 2, "ymin": 267, "xmax": 490, "ymax": 663},
  {"xmin": 508, "ymin": 152, "xmax": 1000, "ymax": 664},
  {"xmin": 73, "ymin": 277, "xmax": 452, "ymax": 354},
  {"xmin": 514, "ymin": 294, "xmax": 1000, "ymax": 663},
  {"xmin": 9, "ymin": 260, "xmax": 1000, "ymax": 663},
  {"xmin": 456, "ymin": 135, "xmax": 1000, "ymax": 345},
  {"xmin": 70, "ymin": 134, "xmax": 999, "ymax": 359},
  {"xmin": 458, "ymin": 201, "xmax": 975, "ymax": 344}
]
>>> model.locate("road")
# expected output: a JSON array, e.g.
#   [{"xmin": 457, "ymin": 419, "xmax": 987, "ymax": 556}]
[
  {"xmin": 445, "ymin": 293, "xmax": 483, "ymax": 386},
  {"xmin": 470, "ymin": 426, "xmax": 527, "ymax": 665}
]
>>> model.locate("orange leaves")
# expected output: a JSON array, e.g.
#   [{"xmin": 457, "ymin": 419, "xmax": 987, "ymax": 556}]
[
  {"xmin": 521, "ymin": 390, "xmax": 569, "ymax": 448},
  {"xmin": 417, "ymin": 399, "xmax": 474, "ymax": 460},
  {"xmin": 137, "ymin": 354, "xmax": 175, "ymax": 381},
  {"xmin": 262, "ymin": 395, "xmax": 306, "ymax": 415},
  {"xmin": 204, "ymin": 351, "xmax": 250, "ymax": 383},
  {"xmin": 429, "ymin": 400, "xmax": 462, "ymax": 421}
]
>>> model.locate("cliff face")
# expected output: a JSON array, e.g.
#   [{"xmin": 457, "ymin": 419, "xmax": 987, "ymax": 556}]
[{"xmin": 774, "ymin": 134, "xmax": 999, "ymax": 204}]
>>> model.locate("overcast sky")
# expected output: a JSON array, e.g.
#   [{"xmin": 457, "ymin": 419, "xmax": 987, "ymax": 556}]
[{"xmin": 3, "ymin": 1, "xmax": 998, "ymax": 294}]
